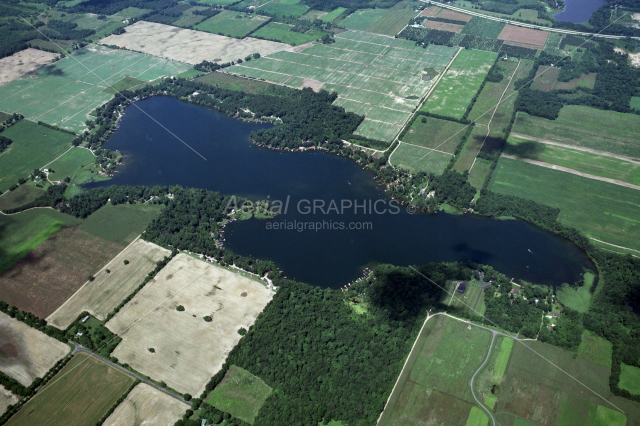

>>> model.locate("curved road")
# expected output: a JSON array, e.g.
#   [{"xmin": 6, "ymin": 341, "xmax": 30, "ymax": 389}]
[
  {"xmin": 469, "ymin": 331, "xmax": 498, "ymax": 426},
  {"xmin": 70, "ymin": 342, "xmax": 192, "ymax": 405}
]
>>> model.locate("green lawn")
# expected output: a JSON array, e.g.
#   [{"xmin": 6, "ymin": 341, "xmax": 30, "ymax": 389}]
[
  {"xmin": 250, "ymin": 22, "xmax": 326, "ymax": 46},
  {"xmin": 390, "ymin": 143, "xmax": 452, "ymax": 175},
  {"xmin": 421, "ymin": 49, "xmax": 496, "ymax": 120},
  {"xmin": 619, "ymin": 363, "xmax": 640, "ymax": 396},
  {"xmin": 0, "ymin": 121, "xmax": 74, "ymax": 192},
  {"xmin": 340, "ymin": 9, "xmax": 387, "ymax": 31},
  {"xmin": 401, "ymin": 116, "xmax": 468, "ymax": 154},
  {"xmin": 511, "ymin": 106, "xmax": 640, "ymax": 159},
  {"xmin": 488, "ymin": 157, "xmax": 640, "ymax": 252},
  {"xmin": 78, "ymin": 203, "xmax": 164, "ymax": 247},
  {"xmin": 320, "ymin": 7, "xmax": 346, "ymax": 22},
  {"xmin": 195, "ymin": 11, "xmax": 270, "ymax": 38},
  {"xmin": 206, "ymin": 365, "xmax": 272, "ymax": 424},
  {"xmin": 577, "ymin": 330, "xmax": 612, "ymax": 369},
  {"xmin": 47, "ymin": 147, "xmax": 96, "ymax": 183},
  {"xmin": 504, "ymin": 135, "xmax": 640, "ymax": 186},
  {"xmin": 365, "ymin": 7, "xmax": 418, "ymax": 36}
]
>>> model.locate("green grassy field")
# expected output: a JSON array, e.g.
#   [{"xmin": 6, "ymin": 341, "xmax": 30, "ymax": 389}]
[
  {"xmin": 577, "ymin": 330, "xmax": 612, "ymax": 369},
  {"xmin": 379, "ymin": 315, "xmax": 492, "ymax": 425},
  {"xmin": 102, "ymin": 76, "xmax": 147, "ymax": 95},
  {"xmin": 511, "ymin": 106, "xmax": 640, "ymax": 159},
  {"xmin": 78, "ymin": 203, "xmax": 164, "ymax": 247},
  {"xmin": 465, "ymin": 407, "xmax": 489, "ymax": 426},
  {"xmin": 556, "ymin": 272, "xmax": 593, "ymax": 313},
  {"xmin": 339, "ymin": 8, "xmax": 387, "ymax": 30},
  {"xmin": 206, "ymin": 365, "xmax": 272, "ymax": 424},
  {"xmin": 320, "ymin": 7, "xmax": 346, "ymax": 22},
  {"xmin": 47, "ymin": 148, "xmax": 96, "ymax": 183},
  {"xmin": 195, "ymin": 11, "xmax": 270, "ymax": 38},
  {"xmin": 467, "ymin": 60, "xmax": 519, "ymax": 131},
  {"xmin": 0, "ymin": 45, "xmax": 190, "ymax": 133},
  {"xmin": 250, "ymin": 22, "xmax": 326, "ymax": 45},
  {"xmin": 619, "ymin": 363, "xmax": 640, "ymax": 396},
  {"xmin": 453, "ymin": 126, "xmax": 486, "ymax": 173},
  {"xmin": 461, "ymin": 16, "xmax": 505, "ymax": 38},
  {"xmin": 492, "ymin": 337, "xmax": 513, "ymax": 383},
  {"xmin": 468, "ymin": 157, "xmax": 492, "ymax": 191},
  {"xmin": 258, "ymin": 0, "xmax": 309, "ymax": 17},
  {"xmin": 631, "ymin": 96, "xmax": 640, "ymax": 111},
  {"xmin": 0, "ymin": 120, "xmax": 75, "ymax": 192},
  {"xmin": 193, "ymin": 72, "xmax": 276, "ymax": 93},
  {"xmin": 0, "ymin": 184, "xmax": 45, "ymax": 211},
  {"xmin": 421, "ymin": 49, "xmax": 496, "ymax": 120},
  {"xmin": 5, "ymin": 352, "xmax": 134, "ymax": 426},
  {"xmin": 365, "ymin": 7, "xmax": 418, "ymax": 36},
  {"xmin": 488, "ymin": 157, "xmax": 640, "ymax": 252},
  {"xmin": 595, "ymin": 405, "xmax": 627, "ymax": 426},
  {"xmin": 504, "ymin": 135, "xmax": 640, "ymax": 186},
  {"xmin": 390, "ymin": 143, "xmax": 452, "ymax": 174},
  {"xmin": 401, "ymin": 116, "xmax": 468, "ymax": 154}
]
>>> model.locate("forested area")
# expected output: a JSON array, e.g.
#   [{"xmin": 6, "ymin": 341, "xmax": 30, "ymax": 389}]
[
  {"xmin": 0, "ymin": 136, "xmax": 12, "ymax": 153},
  {"xmin": 67, "ymin": 0, "xmax": 178, "ymax": 15}
]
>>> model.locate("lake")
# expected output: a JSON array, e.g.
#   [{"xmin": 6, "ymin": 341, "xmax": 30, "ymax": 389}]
[
  {"xmin": 90, "ymin": 96, "xmax": 594, "ymax": 289},
  {"xmin": 553, "ymin": 0, "xmax": 607, "ymax": 23}
]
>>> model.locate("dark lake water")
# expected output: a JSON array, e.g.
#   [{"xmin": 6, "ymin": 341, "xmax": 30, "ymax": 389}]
[
  {"xmin": 90, "ymin": 96, "xmax": 594, "ymax": 289},
  {"xmin": 553, "ymin": 0, "xmax": 607, "ymax": 23}
]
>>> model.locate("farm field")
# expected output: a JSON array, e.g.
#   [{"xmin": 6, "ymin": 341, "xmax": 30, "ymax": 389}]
[
  {"xmin": 488, "ymin": 157, "xmax": 640, "ymax": 252},
  {"xmin": 577, "ymin": 330, "xmax": 612, "ymax": 369},
  {"xmin": 0, "ymin": 120, "xmax": 75, "ymax": 192},
  {"xmin": 320, "ymin": 7, "xmax": 347, "ymax": 22},
  {"xmin": 251, "ymin": 22, "xmax": 326, "ymax": 46},
  {"xmin": 77, "ymin": 202, "xmax": 164, "ymax": 247},
  {"xmin": 504, "ymin": 135, "xmax": 640, "ymax": 187},
  {"xmin": 378, "ymin": 314, "xmax": 492, "ymax": 426},
  {"xmin": 0, "ymin": 49, "xmax": 58, "ymax": 87},
  {"xmin": 195, "ymin": 11, "xmax": 271, "ymax": 38},
  {"xmin": 47, "ymin": 239, "xmax": 170, "ymax": 329},
  {"xmin": 5, "ymin": 352, "xmax": 134, "ymax": 426},
  {"xmin": 511, "ymin": 106, "xmax": 640, "ymax": 159},
  {"xmin": 424, "ymin": 20, "xmax": 465, "ymax": 32},
  {"xmin": 497, "ymin": 25, "xmax": 548, "ymax": 47},
  {"xmin": 619, "ymin": 364, "xmax": 640, "ymax": 395},
  {"xmin": 46, "ymin": 147, "xmax": 96, "ymax": 183},
  {"xmin": 194, "ymin": 72, "xmax": 276, "ymax": 94},
  {"xmin": 453, "ymin": 126, "xmax": 487, "ymax": 173},
  {"xmin": 339, "ymin": 9, "xmax": 387, "ymax": 30},
  {"xmin": 531, "ymin": 65, "xmax": 559, "ymax": 92},
  {"xmin": 0, "ymin": 45, "xmax": 190, "ymax": 133},
  {"xmin": 102, "ymin": 76, "xmax": 148, "ymax": 94},
  {"xmin": 468, "ymin": 157, "xmax": 492, "ymax": 190},
  {"xmin": 390, "ymin": 142, "xmax": 452, "ymax": 174},
  {"xmin": 553, "ymin": 72, "xmax": 596, "ymax": 90},
  {"xmin": 0, "ymin": 387, "xmax": 18, "ymax": 417},
  {"xmin": 0, "ymin": 185, "xmax": 44, "ymax": 212},
  {"xmin": 401, "ymin": 116, "xmax": 468, "ymax": 153},
  {"xmin": 206, "ymin": 365, "xmax": 273, "ymax": 424},
  {"xmin": 101, "ymin": 21, "xmax": 290, "ymax": 66},
  {"xmin": 228, "ymin": 31, "xmax": 457, "ymax": 141},
  {"xmin": 0, "ymin": 311, "xmax": 70, "ymax": 386},
  {"xmin": 421, "ymin": 49, "xmax": 496, "ymax": 120},
  {"xmin": 0, "ymin": 226, "xmax": 122, "ymax": 318},
  {"xmin": 102, "ymin": 383, "xmax": 188, "ymax": 426},
  {"xmin": 438, "ymin": 8, "xmax": 473, "ymax": 22},
  {"xmin": 106, "ymin": 254, "xmax": 274, "ymax": 396},
  {"xmin": 172, "ymin": 6, "xmax": 208, "ymax": 27},
  {"xmin": 365, "ymin": 7, "xmax": 418, "ymax": 36},
  {"xmin": 257, "ymin": 0, "xmax": 309, "ymax": 18},
  {"xmin": 461, "ymin": 16, "xmax": 505, "ymax": 38}
]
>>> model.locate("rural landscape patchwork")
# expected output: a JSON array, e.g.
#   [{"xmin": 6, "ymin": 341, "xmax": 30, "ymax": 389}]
[{"xmin": 0, "ymin": 0, "xmax": 639, "ymax": 424}]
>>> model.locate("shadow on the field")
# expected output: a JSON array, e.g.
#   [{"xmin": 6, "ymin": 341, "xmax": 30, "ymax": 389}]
[{"xmin": 503, "ymin": 140, "xmax": 544, "ymax": 160}]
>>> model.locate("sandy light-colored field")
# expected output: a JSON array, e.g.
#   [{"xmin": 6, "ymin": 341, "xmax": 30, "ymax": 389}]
[
  {"xmin": 100, "ymin": 21, "xmax": 291, "ymax": 65},
  {"xmin": 102, "ymin": 383, "xmax": 188, "ymax": 426},
  {"xmin": 106, "ymin": 254, "xmax": 274, "ymax": 395},
  {"xmin": 498, "ymin": 24, "xmax": 548, "ymax": 46},
  {"xmin": 0, "ymin": 311, "xmax": 70, "ymax": 386},
  {"xmin": 424, "ymin": 20, "xmax": 465, "ymax": 33},
  {"xmin": 47, "ymin": 239, "xmax": 170, "ymax": 329},
  {"xmin": 0, "ymin": 387, "xmax": 18, "ymax": 414},
  {"xmin": 420, "ymin": 6, "xmax": 441, "ymax": 17},
  {"xmin": 0, "ymin": 48, "xmax": 58, "ymax": 87},
  {"xmin": 438, "ymin": 9, "xmax": 473, "ymax": 22}
]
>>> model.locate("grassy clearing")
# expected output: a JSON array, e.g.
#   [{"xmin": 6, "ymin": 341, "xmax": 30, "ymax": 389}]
[
  {"xmin": 365, "ymin": 7, "xmax": 417, "ymax": 36},
  {"xmin": 195, "ymin": 11, "xmax": 270, "ymax": 38},
  {"xmin": 77, "ymin": 202, "xmax": 164, "ymax": 247},
  {"xmin": 619, "ymin": 363, "xmax": 640, "ymax": 395},
  {"xmin": 492, "ymin": 337, "xmax": 514, "ymax": 383},
  {"xmin": 577, "ymin": 330, "xmax": 612, "ymax": 369},
  {"xmin": 193, "ymin": 72, "xmax": 275, "ymax": 94},
  {"xmin": 595, "ymin": 405, "xmax": 627, "ymax": 426},
  {"xmin": 421, "ymin": 49, "xmax": 496, "ymax": 120},
  {"xmin": 0, "ymin": 121, "xmax": 74, "ymax": 192},
  {"xmin": 631, "ymin": 96, "xmax": 640, "ymax": 110},
  {"xmin": 461, "ymin": 16, "xmax": 505, "ymax": 38},
  {"xmin": 468, "ymin": 157, "xmax": 492, "ymax": 191},
  {"xmin": 0, "ymin": 184, "xmax": 45, "ymax": 211},
  {"xmin": 504, "ymin": 135, "xmax": 640, "ymax": 186},
  {"xmin": 511, "ymin": 106, "xmax": 640, "ymax": 159},
  {"xmin": 206, "ymin": 365, "xmax": 272, "ymax": 424},
  {"xmin": 390, "ymin": 143, "xmax": 452, "ymax": 174},
  {"xmin": 321, "ymin": 7, "xmax": 347, "ymax": 22},
  {"xmin": 250, "ymin": 22, "xmax": 326, "ymax": 45},
  {"xmin": 488, "ymin": 157, "xmax": 640, "ymax": 252},
  {"xmin": 5, "ymin": 352, "xmax": 134, "ymax": 426},
  {"xmin": 401, "ymin": 116, "xmax": 468, "ymax": 154},
  {"xmin": 553, "ymin": 72, "xmax": 596, "ymax": 91},
  {"xmin": 465, "ymin": 407, "xmax": 489, "ymax": 426},
  {"xmin": 47, "ymin": 148, "xmax": 96, "ymax": 183},
  {"xmin": 339, "ymin": 9, "xmax": 387, "ymax": 30},
  {"xmin": 531, "ymin": 65, "xmax": 559, "ymax": 92},
  {"xmin": 556, "ymin": 272, "xmax": 593, "ymax": 313}
]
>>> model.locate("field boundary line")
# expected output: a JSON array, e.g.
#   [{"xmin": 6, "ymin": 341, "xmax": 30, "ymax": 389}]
[
  {"xmin": 501, "ymin": 153, "xmax": 640, "ymax": 191},
  {"xmin": 589, "ymin": 238, "xmax": 640, "ymax": 255},
  {"xmin": 407, "ymin": 266, "xmax": 625, "ymax": 413},
  {"xmin": 469, "ymin": 59, "xmax": 521, "ymax": 172},
  {"xmin": 45, "ymin": 235, "xmax": 142, "ymax": 324},
  {"xmin": 400, "ymin": 140, "xmax": 454, "ymax": 156},
  {"xmin": 509, "ymin": 133, "xmax": 640, "ymax": 165}
]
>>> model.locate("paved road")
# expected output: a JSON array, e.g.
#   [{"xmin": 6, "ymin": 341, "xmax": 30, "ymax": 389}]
[
  {"xmin": 469, "ymin": 331, "xmax": 498, "ymax": 426},
  {"xmin": 70, "ymin": 342, "xmax": 192, "ymax": 405}
]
